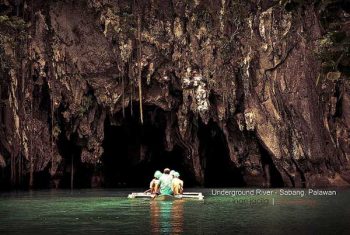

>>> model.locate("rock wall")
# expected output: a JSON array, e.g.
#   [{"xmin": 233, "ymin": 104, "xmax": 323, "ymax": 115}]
[{"xmin": 0, "ymin": 0, "xmax": 349, "ymax": 188}]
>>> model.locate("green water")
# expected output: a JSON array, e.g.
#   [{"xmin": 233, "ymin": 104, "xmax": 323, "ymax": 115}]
[{"xmin": 0, "ymin": 188, "xmax": 349, "ymax": 234}]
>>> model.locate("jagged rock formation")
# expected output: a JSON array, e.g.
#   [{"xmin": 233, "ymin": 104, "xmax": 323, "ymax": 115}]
[{"xmin": 0, "ymin": 0, "xmax": 349, "ymax": 189}]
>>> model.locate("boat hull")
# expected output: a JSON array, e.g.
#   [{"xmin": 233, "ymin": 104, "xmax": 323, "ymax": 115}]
[
  {"xmin": 154, "ymin": 195, "xmax": 178, "ymax": 201},
  {"xmin": 128, "ymin": 192, "xmax": 204, "ymax": 200}
]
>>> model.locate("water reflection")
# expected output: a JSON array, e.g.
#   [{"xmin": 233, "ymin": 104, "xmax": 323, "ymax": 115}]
[{"xmin": 150, "ymin": 200, "xmax": 184, "ymax": 234}]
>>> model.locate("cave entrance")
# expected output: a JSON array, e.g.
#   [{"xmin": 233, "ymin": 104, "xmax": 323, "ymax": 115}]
[
  {"xmin": 57, "ymin": 132, "xmax": 94, "ymax": 189},
  {"xmin": 199, "ymin": 119, "xmax": 245, "ymax": 187},
  {"xmin": 102, "ymin": 104, "xmax": 196, "ymax": 188}
]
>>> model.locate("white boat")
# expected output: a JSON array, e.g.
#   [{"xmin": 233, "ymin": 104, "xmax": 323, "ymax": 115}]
[{"xmin": 128, "ymin": 192, "xmax": 204, "ymax": 200}]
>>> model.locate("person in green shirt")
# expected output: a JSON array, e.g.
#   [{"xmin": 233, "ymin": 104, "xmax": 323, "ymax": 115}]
[{"xmin": 158, "ymin": 168, "xmax": 173, "ymax": 195}]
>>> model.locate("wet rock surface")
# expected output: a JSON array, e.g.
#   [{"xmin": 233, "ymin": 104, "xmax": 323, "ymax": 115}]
[{"xmin": 0, "ymin": 0, "xmax": 349, "ymax": 188}]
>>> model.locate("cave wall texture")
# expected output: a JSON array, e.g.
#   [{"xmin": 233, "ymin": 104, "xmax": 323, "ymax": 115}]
[{"xmin": 0, "ymin": 0, "xmax": 350, "ymax": 188}]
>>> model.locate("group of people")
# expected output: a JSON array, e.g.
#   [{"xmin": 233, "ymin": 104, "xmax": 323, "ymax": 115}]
[{"xmin": 149, "ymin": 168, "xmax": 184, "ymax": 196}]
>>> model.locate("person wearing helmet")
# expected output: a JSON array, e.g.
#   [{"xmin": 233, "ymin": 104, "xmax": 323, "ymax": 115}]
[
  {"xmin": 170, "ymin": 170, "xmax": 176, "ymax": 178},
  {"xmin": 150, "ymin": 170, "xmax": 162, "ymax": 194},
  {"xmin": 172, "ymin": 172, "xmax": 184, "ymax": 195},
  {"xmin": 158, "ymin": 168, "xmax": 173, "ymax": 195}
]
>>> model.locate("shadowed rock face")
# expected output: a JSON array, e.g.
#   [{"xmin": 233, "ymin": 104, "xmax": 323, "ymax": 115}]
[{"xmin": 0, "ymin": 0, "xmax": 349, "ymax": 189}]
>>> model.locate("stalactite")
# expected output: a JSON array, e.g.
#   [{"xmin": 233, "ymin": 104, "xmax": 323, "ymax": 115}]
[
  {"xmin": 70, "ymin": 155, "xmax": 74, "ymax": 190},
  {"xmin": 29, "ymin": 155, "xmax": 34, "ymax": 188},
  {"xmin": 28, "ymin": 0, "xmax": 34, "ymax": 189},
  {"xmin": 29, "ymin": 98, "xmax": 33, "ymax": 189},
  {"xmin": 17, "ymin": 153, "xmax": 22, "ymax": 186},
  {"xmin": 10, "ymin": 154, "xmax": 14, "ymax": 186},
  {"xmin": 129, "ymin": 56, "xmax": 133, "ymax": 116},
  {"xmin": 28, "ymin": 92, "xmax": 34, "ymax": 188},
  {"xmin": 20, "ymin": 41, "xmax": 26, "ymax": 186},
  {"xmin": 51, "ymin": 95, "xmax": 54, "ymax": 172},
  {"xmin": 223, "ymin": 92, "xmax": 226, "ymax": 118},
  {"xmin": 137, "ymin": 7, "xmax": 143, "ymax": 124},
  {"xmin": 122, "ymin": 75, "xmax": 125, "ymax": 118},
  {"xmin": 29, "ymin": 63, "xmax": 34, "ymax": 189}
]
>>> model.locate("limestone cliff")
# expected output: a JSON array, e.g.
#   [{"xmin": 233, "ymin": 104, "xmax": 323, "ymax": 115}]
[{"xmin": 0, "ymin": 0, "xmax": 349, "ymax": 188}]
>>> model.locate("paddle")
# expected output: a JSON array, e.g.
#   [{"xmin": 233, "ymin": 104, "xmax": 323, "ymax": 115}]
[{"xmin": 144, "ymin": 189, "xmax": 158, "ymax": 199}]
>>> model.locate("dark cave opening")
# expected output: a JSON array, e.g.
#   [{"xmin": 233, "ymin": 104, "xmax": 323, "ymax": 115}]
[
  {"xmin": 32, "ymin": 165, "xmax": 51, "ymax": 189},
  {"xmin": 259, "ymin": 144, "xmax": 285, "ymax": 188},
  {"xmin": 102, "ymin": 104, "xmax": 196, "ymax": 188},
  {"xmin": 57, "ymin": 132, "xmax": 94, "ymax": 189},
  {"xmin": 0, "ymin": 142, "xmax": 10, "ymax": 190},
  {"xmin": 199, "ymin": 119, "xmax": 246, "ymax": 187}
]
